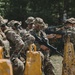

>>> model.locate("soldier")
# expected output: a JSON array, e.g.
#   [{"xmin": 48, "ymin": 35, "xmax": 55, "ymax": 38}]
[
  {"xmin": 29, "ymin": 17, "xmax": 55, "ymax": 75},
  {"xmin": 62, "ymin": 17, "xmax": 75, "ymax": 75},
  {"xmin": 7, "ymin": 20, "xmax": 21, "ymax": 34},
  {"xmin": 8, "ymin": 20, "xmax": 35, "ymax": 49},
  {"xmin": 64, "ymin": 17, "xmax": 75, "ymax": 48},
  {"xmin": 0, "ymin": 16, "xmax": 25, "ymax": 75},
  {"xmin": 12, "ymin": 57, "xmax": 24, "ymax": 75},
  {"xmin": 25, "ymin": 16, "xmax": 35, "ymax": 31},
  {"xmin": 0, "ymin": 16, "xmax": 10, "ymax": 58},
  {"xmin": 8, "ymin": 20, "xmax": 35, "ymax": 60}
]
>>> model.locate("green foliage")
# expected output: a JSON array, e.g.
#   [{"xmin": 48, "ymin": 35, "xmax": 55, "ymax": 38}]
[{"xmin": 0, "ymin": 0, "xmax": 75, "ymax": 25}]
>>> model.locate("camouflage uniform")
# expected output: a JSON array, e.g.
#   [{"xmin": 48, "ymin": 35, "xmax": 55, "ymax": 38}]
[
  {"xmin": 64, "ymin": 17, "xmax": 75, "ymax": 48},
  {"xmin": 70, "ymin": 28, "xmax": 75, "ymax": 49},
  {"xmin": 0, "ymin": 16, "xmax": 10, "ymax": 58},
  {"xmin": 2, "ymin": 27, "xmax": 25, "ymax": 75},
  {"xmin": 19, "ymin": 29, "xmax": 35, "ymax": 47},
  {"xmin": 8, "ymin": 20, "xmax": 35, "ymax": 60},
  {"xmin": 62, "ymin": 17, "xmax": 75, "ymax": 75},
  {"xmin": 8, "ymin": 21, "xmax": 35, "ymax": 50},
  {"xmin": 0, "ymin": 16, "xmax": 25, "ymax": 75},
  {"xmin": 25, "ymin": 16, "xmax": 35, "ymax": 31},
  {"xmin": 17, "ymin": 29, "xmax": 35, "ymax": 60},
  {"xmin": 3, "ymin": 26, "xmax": 25, "ymax": 54},
  {"xmin": 7, "ymin": 20, "xmax": 21, "ymax": 34},
  {"xmin": 30, "ymin": 17, "xmax": 55, "ymax": 75},
  {"xmin": 12, "ymin": 57, "xmax": 24, "ymax": 75}
]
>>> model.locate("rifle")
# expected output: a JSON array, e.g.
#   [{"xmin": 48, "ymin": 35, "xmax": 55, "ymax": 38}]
[
  {"xmin": 46, "ymin": 25, "xmax": 65, "ymax": 30},
  {"xmin": 10, "ymin": 45, "xmax": 25, "ymax": 61},
  {"xmin": 32, "ymin": 32, "xmax": 63, "ymax": 57},
  {"xmin": 45, "ymin": 28, "xmax": 65, "ymax": 35},
  {"xmin": 17, "ymin": 25, "xmax": 23, "ymax": 30}
]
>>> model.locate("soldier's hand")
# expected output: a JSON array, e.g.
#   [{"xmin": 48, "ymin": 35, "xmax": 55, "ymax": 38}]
[
  {"xmin": 47, "ymin": 34, "xmax": 56, "ymax": 39},
  {"xmin": 54, "ymin": 34, "xmax": 62, "ymax": 39},
  {"xmin": 40, "ymin": 45, "xmax": 49, "ymax": 50}
]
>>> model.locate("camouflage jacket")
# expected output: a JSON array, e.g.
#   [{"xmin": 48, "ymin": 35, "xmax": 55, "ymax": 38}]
[
  {"xmin": 64, "ymin": 27, "xmax": 75, "ymax": 47},
  {"xmin": 29, "ymin": 29, "xmax": 48, "ymax": 50},
  {"xmin": 0, "ymin": 29, "xmax": 10, "ymax": 57},
  {"xmin": 4, "ymin": 27, "xmax": 24, "ymax": 52},
  {"xmin": 18, "ymin": 29, "xmax": 35, "ymax": 49}
]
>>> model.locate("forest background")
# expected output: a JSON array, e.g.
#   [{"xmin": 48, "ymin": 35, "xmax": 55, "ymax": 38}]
[{"xmin": 0, "ymin": 0, "xmax": 75, "ymax": 28}]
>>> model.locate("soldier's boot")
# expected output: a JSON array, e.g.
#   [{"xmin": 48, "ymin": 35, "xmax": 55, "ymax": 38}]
[
  {"xmin": 44, "ymin": 59, "xmax": 55, "ymax": 75},
  {"xmin": 12, "ymin": 58, "xmax": 24, "ymax": 75}
]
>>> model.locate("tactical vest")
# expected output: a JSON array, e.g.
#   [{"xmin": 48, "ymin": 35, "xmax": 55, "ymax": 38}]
[
  {"xmin": 4, "ymin": 28, "xmax": 15, "ymax": 55},
  {"xmin": 0, "ymin": 30, "xmax": 10, "ymax": 58},
  {"xmin": 65, "ymin": 28, "xmax": 75, "ymax": 49}
]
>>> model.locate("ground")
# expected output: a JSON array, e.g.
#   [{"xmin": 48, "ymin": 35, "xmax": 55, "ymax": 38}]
[{"xmin": 50, "ymin": 55, "xmax": 63, "ymax": 75}]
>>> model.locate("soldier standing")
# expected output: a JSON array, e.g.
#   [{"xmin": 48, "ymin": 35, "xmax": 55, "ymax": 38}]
[
  {"xmin": 62, "ymin": 17, "xmax": 75, "ymax": 75},
  {"xmin": 64, "ymin": 17, "xmax": 75, "ymax": 48},
  {"xmin": 0, "ymin": 16, "xmax": 10, "ymax": 58},
  {"xmin": 25, "ymin": 16, "xmax": 35, "ymax": 31},
  {"xmin": 7, "ymin": 20, "xmax": 21, "ymax": 34},
  {"xmin": 0, "ymin": 16, "xmax": 25, "ymax": 75},
  {"xmin": 8, "ymin": 20, "xmax": 35, "ymax": 59},
  {"xmin": 30, "ymin": 17, "xmax": 55, "ymax": 75}
]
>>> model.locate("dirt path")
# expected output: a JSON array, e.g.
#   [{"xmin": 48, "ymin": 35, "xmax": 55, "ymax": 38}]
[{"xmin": 50, "ymin": 55, "xmax": 63, "ymax": 75}]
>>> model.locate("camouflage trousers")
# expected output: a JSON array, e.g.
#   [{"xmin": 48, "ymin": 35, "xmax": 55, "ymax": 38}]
[
  {"xmin": 40, "ymin": 49, "xmax": 55, "ymax": 75},
  {"xmin": 12, "ymin": 58, "xmax": 24, "ymax": 75}
]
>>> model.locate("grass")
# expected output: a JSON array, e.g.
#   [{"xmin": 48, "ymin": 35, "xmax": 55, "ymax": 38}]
[{"xmin": 50, "ymin": 55, "xmax": 63, "ymax": 75}]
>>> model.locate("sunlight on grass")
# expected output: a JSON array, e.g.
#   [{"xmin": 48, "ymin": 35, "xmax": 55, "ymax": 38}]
[{"xmin": 50, "ymin": 55, "xmax": 63, "ymax": 75}]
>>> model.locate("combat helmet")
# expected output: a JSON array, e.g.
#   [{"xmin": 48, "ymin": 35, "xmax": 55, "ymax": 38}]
[
  {"xmin": 65, "ymin": 17, "xmax": 75, "ymax": 24},
  {"xmin": 25, "ymin": 16, "xmax": 35, "ymax": 24},
  {"xmin": 34, "ymin": 17, "xmax": 45, "ymax": 26},
  {"xmin": 0, "ymin": 16, "xmax": 8, "ymax": 26},
  {"xmin": 8, "ymin": 20, "xmax": 21, "ymax": 27}
]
